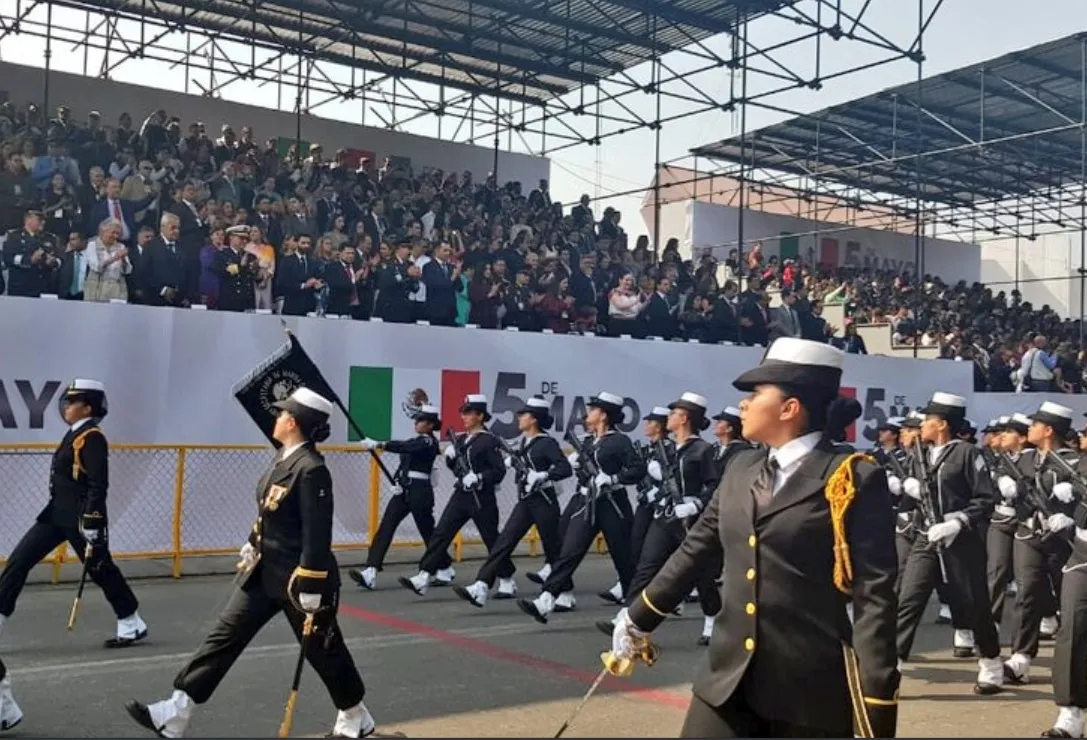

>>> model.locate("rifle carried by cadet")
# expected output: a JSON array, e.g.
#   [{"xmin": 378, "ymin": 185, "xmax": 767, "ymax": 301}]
[
  {"xmin": 912, "ymin": 437, "xmax": 950, "ymax": 583},
  {"xmin": 446, "ymin": 427, "xmax": 480, "ymax": 508}
]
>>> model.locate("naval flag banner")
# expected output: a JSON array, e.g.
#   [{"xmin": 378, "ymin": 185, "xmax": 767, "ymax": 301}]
[{"xmin": 231, "ymin": 333, "xmax": 341, "ymax": 445}]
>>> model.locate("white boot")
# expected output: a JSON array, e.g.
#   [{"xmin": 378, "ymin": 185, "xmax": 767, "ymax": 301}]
[
  {"xmin": 533, "ymin": 591, "xmax": 556, "ymax": 618},
  {"xmin": 1004, "ymin": 652, "xmax": 1031, "ymax": 684},
  {"xmin": 554, "ymin": 591, "xmax": 576, "ymax": 612},
  {"xmin": 404, "ymin": 570, "xmax": 430, "ymax": 596},
  {"xmin": 1041, "ymin": 615, "xmax": 1060, "ymax": 638},
  {"xmin": 976, "ymin": 657, "xmax": 1005, "ymax": 694},
  {"xmin": 0, "ymin": 676, "xmax": 23, "ymax": 732},
  {"xmin": 938, "ymin": 603, "xmax": 952, "ymax": 622},
  {"xmin": 1051, "ymin": 707, "xmax": 1085, "ymax": 738},
  {"xmin": 118, "ymin": 612, "xmax": 148, "ymax": 641},
  {"xmin": 496, "ymin": 577, "xmax": 517, "ymax": 599},
  {"xmin": 699, "ymin": 616, "xmax": 714, "ymax": 645},
  {"xmin": 953, "ymin": 629, "xmax": 976, "ymax": 657},
  {"xmin": 358, "ymin": 567, "xmax": 377, "ymax": 590},
  {"xmin": 845, "ymin": 603, "xmax": 855, "ymax": 625},
  {"xmin": 608, "ymin": 582, "xmax": 623, "ymax": 601},
  {"xmin": 332, "ymin": 701, "xmax": 376, "ymax": 738},
  {"xmin": 145, "ymin": 690, "xmax": 194, "ymax": 738},
  {"xmin": 434, "ymin": 567, "xmax": 455, "ymax": 585},
  {"xmin": 530, "ymin": 562, "xmax": 552, "ymax": 584},
  {"xmin": 466, "ymin": 580, "xmax": 489, "ymax": 607}
]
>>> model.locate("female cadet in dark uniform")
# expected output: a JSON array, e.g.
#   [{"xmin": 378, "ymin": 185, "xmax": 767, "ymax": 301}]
[
  {"xmin": 398, "ymin": 394, "xmax": 509, "ymax": 596},
  {"xmin": 0, "ymin": 659, "xmax": 22, "ymax": 731},
  {"xmin": 1043, "ymin": 413, "xmax": 1087, "ymax": 738},
  {"xmin": 895, "ymin": 391, "xmax": 1003, "ymax": 695},
  {"xmin": 348, "ymin": 405, "xmax": 445, "ymax": 591},
  {"xmin": 710, "ymin": 406, "xmax": 752, "ymax": 478},
  {"xmin": 517, "ymin": 391, "xmax": 646, "ymax": 624},
  {"xmin": 452, "ymin": 397, "xmax": 572, "ymax": 607},
  {"xmin": 599, "ymin": 406, "xmax": 674, "ymax": 607},
  {"xmin": 610, "ymin": 337, "xmax": 899, "ymax": 738},
  {"xmin": 126, "ymin": 388, "xmax": 373, "ymax": 739},
  {"xmin": 998, "ymin": 401, "xmax": 1078, "ymax": 685}
]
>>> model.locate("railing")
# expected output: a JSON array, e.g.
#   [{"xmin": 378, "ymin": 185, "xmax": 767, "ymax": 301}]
[{"xmin": 0, "ymin": 444, "xmax": 555, "ymax": 581}]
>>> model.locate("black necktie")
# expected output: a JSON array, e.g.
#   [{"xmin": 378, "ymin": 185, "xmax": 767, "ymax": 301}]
[
  {"xmin": 753, "ymin": 455, "xmax": 779, "ymax": 509},
  {"xmin": 300, "ymin": 255, "xmax": 307, "ymax": 272}
]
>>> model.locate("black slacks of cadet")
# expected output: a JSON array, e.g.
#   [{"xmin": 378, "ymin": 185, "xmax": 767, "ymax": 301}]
[
  {"xmin": 897, "ymin": 526, "xmax": 970, "ymax": 630},
  {"xmin": 542, "ymin": 491, "xmax": 634, "ymax": 597},
  {"xmin": 419, "ymin": 489, "xmax": 513, "ymax": 577},
  {"xmin": 629, "ymin": 503, "xmax": 653, "ymax": 575},
  {"xmin": 1011, "ymin": 536, "xmax": 1069, "ymax": 658},
  {"xmin": 679, "ymin": 681, "xmax": 851, "ymax": 738},
  {"xmin": 173, "ymin": 569, "xmax": 364, "ymax": 708},
  {"xmin": 1053, "ymin": 564, "xmax": 1087, "ymax": 707},
  {"xmin": 366, "ymin": 484, "xmax": 450, "ymax": 572},
  {"xmin": 626, "ymin": 517, "xmax": 722, "ymax": 616},
  {"xmin": 897, "ymin": 529, "xmax": 999, "ymax": 660},
  {"xmin": 477, "ymin": 492, "xmax": 562, "ymax": 587},
  {"xmin": 0, "ymin": 521, "xmax": 138, "ymax": 618},
  {"xmin": 987, "ymin": 518, "xmax": 1017, "ymax": 626}
]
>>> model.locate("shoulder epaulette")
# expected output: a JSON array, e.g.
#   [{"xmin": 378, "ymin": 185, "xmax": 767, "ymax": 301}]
[
  {"xmin": 825, "ymin": 451, "xmax": 877, "ymax": 596},
  {"xmin": 71, "ymin": 427, "xmax": 105, "ymax": 479}
]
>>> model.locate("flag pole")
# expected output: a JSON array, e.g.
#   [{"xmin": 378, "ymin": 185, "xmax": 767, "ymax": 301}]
[{"xmin": 278, "ymin": 320, "xmax": 396, "ymax": 485}]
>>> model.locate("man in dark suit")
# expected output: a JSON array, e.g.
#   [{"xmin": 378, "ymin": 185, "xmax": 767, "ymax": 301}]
[
  {"xmin": 166, "ymin": 180, "xmax": 208, "ymax": 301},
  {"xmin": 249, "ymin": 194, "xmax": 283, "ymax": 249},
  {"xmin": 0, "ymin": 379, "xmax": 147, "ymax": 650},
  {"xmin": 142, "ymin": 213, "xmax": 188, "ymax": 307},
  {"xmin": 125, "ymin": 226, "xmax": 157, "ymax": 305},
  {"xmin": 83, "ymin": 178, "xmax": 155, "ymax": 243},
  {"xmin": 611, "ymin": 338, "xmax": 899, "ymax": 738},
  {"xmin": 125, "ymin": 388, "xmax": 375, "ymax": 739},
  {"xmin": 323, "ymin": 243, "xmax": 366, "ymax": 319},
  {"xmin": 421, "ymin": 241, "xmax": 462, "ymax": 326},
  {"xmin": 373, "ymin": 241, "xmax": 418, "ymax": 323},
  {"xmin": 276, "ymin": 235, "xmax": 323, "ymax": 316},
  {"xmin": 710, "ymin": 281, "xmax": 740, "ymax": 343},
  {"xmin": 567, "ymin": 253, "xmax": 599, "ymax": 312},
  {"xmin": 644, "ymin": 277, "xmax": 677, "ymax": 340},
  {"xmin": 738, "ymin": 278, "xmax": 770, "ymax": 346}
]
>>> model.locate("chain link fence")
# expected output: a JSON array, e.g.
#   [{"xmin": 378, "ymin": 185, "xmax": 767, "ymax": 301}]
[{"xmin": 0, "ymin": 442, "xmax": 589, "ymax": 575}]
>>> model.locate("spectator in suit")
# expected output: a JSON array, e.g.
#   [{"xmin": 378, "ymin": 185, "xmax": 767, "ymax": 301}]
[
  {"xmin": 125, "ymin": 226, "xmax": 157, "ymax": 305},
  {"xmin": 144, "ymin": 212, "xmax": 188, "ymax": 307},
  {"xmin": 56, "ymin": 232, "xmax": 89, "ymax": 300},
  {"xmin": 738, "ymin": 276, "xmax": 769, "ymax": 346},
  {"xmin": 275, "ymin": 234, "xmax": 323, "ymax": 316},
  {"xmin": 644, "ymin": 276, "xmax": 677, "ymax": 339},
  {"xmin": 420, "ymin": 241, "xmax": 462, "ymax": 326},
  {"xmin": 324, "ymin": 243, "xmax": 369, "ymax": 319},
  {"xmin": 84, "ymin": 178, "xmax": 155, "ymax": 243},
  {"xmin": 282, "ymin": 196, "xmax": 318, "ymax": 242},
  {"xmin": 373, "ymin": 241, "xmax": 418, "ymax": 323},
  {"xmin": 801, "ymin": 299, "xmax": 832, "ymax": 342},
  {"xmin": 166, "ymin": 180, "xmax": 208, "ymax": 301},
  {"xmin": 82, "ymin": 218, "xmax": 132, "ymax": 303},
  {"xmin": 711, "ymin": 280, "xmax": 740, "ymax": 343},
  {"xmin": 769, "ymin": 288, "xmax": 803, "ymax": 340},
  {"xmin": 249, "ymin": 194, "xmax": 283, "ymax": 249}
]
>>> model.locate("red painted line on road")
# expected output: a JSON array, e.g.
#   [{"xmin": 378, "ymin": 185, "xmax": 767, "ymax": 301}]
[{"xmin": 338, "ymin": 603, "xmax": 691, "ymax": 711}]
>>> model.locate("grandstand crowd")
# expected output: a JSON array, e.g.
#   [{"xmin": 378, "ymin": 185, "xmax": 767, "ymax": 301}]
[{"xmin": 0, "ymin": 101, "xmax": 1083, "ymax": 393}]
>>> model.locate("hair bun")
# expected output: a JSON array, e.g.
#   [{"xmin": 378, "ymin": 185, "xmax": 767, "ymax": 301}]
[
  {"xmin": 824, "ymin": 397, "xmax": 862, "ymax": 443},
  {"xmin": 310, "ymin": 422, "xmax": 332, "ymax": 444}
]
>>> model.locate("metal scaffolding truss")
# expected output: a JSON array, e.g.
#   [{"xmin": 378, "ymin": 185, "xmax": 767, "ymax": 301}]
[
  {"xmin": 2, "ymin": 0, "xmax": 937, "ymax": 158},
  {"xmin": 690, "ymin": 33, "xmax": 1087, "ymax": 244}
]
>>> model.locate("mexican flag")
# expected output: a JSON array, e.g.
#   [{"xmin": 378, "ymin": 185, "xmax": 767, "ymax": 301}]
[{"xmin": 347, "ymin": 366, "xmax": 481, "ymax": 441}]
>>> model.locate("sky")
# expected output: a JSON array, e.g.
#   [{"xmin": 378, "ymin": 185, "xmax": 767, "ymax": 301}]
[{"xmin": 1, "ymin": 0, "xmax": 1083, "ymax": 241}]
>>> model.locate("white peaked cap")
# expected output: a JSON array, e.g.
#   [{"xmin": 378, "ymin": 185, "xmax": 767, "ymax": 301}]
[
  {"xmin": 987, "ymin": 418, "xmax": 998, "ymax": 427},
  {"xmin": 1038, "ymin": 401, "xmax": 1075, "ymax": 420},
  {"xmin": 725, "ymin": 406, "xmax": 742, "ymax": 416},
  {"xmin": 908, "ymin": 410, "xmax": 924, "ymax": 420},
  {"xmin": 764, "ymin": 337, "xmax": 845, "ymax": 369},
  {"xmin": 69, "ymin": 378, "xmax": 105, "ymax": 392},
  {"xmin": 595, "ymin": 391, "xmax": 624, "ymax": 406},
  {"xmin": 1011, "ymin": 413, "xmax": 1032, "ymax": 426},
  {"xmin": 526, "ymin": 398, "xmax": 551, "ymax": 410},
  {"xmin": 289, "ymin": 387, "xmax": 334, "ymax": 416},
  {"xmin": 465, "ymin": 394, "xmax": 488, "ymax": 404},
  {"xmin": 886, "ymin": 417, "xmax": 905, "ymax": 426},
  {"xmin": 678, "ymin": 392, "xmax": 708, "ymax": 409},
  {"xmin": 650, "ymin": 406, "xmax": 671, "ymax": 416},
  {"xmin": 998, "ymin": 415, "xmax": 1010, "ymax": 424},
  {"xmin": 930, "ymin": 392, "xmax": 967, "ymax": 408},
  {"xmin": 418, "ymin": 405, "xmax": 440, "ymax": 415}
]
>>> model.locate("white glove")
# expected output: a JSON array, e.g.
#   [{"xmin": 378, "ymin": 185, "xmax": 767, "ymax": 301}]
[
  {"xmin": 238, "ymin": 542, "xmax": 258, "ymax": 571},
  {"xmin": 461, "ymin": 471, "xmax": 479, "ymax": 489},
  {"xmin": 1052, "ymin": 482, "xmax": 1075, "ymax": 504},
  {"xmin": 886, "ymin": 474, "xmax": 902, "ymax": 496},
  {"xmin": 359, "ymin": 438, "xmax": 380, "ymax": 451},
  {"xmin": 526, "ymin": 470, "xmax": 549, "ymax": 489},
  {"xmin": 1047, "ymin": 513, "xmax": 1075, "ymax": 533},
  {"xmin": 644, "ymin": 486, "xmax": 660, "ymax": 504},
  {"xmin": 81, "ymin": 529, "xmax": 101, "ymax": 543},
  {"xmin": 567, "ymin": 452, "xmax": 580, "ymax": 469},
  {"xmin": 502, "ymin": 455, "xmax": 513, "ymax": 469},
  {"xmin": 298, "ymin": 593, "xmax": 322, "ymax": 612},
  {"xmin": 444, "ymin": 445, "xmax": 457, "ymax": 460},
  {"xmin": 997, "ymin": 475, "xmax": 1018, "ymax": 500},
  {"xmin": 611, "ymin": 608, "xmax": 649, "ymax": 663},
  {"xmin": 647, "ymin": 460, "xmax": 663, "ymax": 481},
  {"xmin": 926, "ymin": 517, "xmax": 963, "ymax": 546},
  {"xmin": 594, "ymin": 471, "xmax": 616, "ymax": 489},
  {"xmin": 674, "ymin": 497, "xmax": 701, "ymax": 519},
  {"xmin": 902, "ymin": 477, "xmax": 922, "ymax": 500}
]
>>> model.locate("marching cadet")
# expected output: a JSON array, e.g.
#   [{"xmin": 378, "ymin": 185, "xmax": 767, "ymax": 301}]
[
  {"xmin": 126, "ymin": 388, "xmax": 375, "ymax": 739},
  {"xmin": 1043, "ymin": 415, "xmax": 1087, "ymax": 738},
  {"xmin": 2, "ymin": 210, "xmax": 61, "ymax": 297},
  {"xmin": 710, "ymin": 406, "xmax": 752, "ymax": 478},
  {"xmin": 214, "ymin": 225, "xmax": 259, "ymax": 312},
  {"xmin": 348, "ymin": 405, "xmax": 446, "ymax": 591},
  {"xmin": 609, "ymin": 338, "xmax": 899, "ymax": 737},
  {"xmin": 998, "ymin": 401, "xmax": 1078, "ymax": 685},
  {"xmin": 398, "ymin": 395, "xmax": 509, "ymax": 596},
  {"xmin": 599, "ymin": 406, "xmax": 673, "ymax": 607},
  {"xmin": 517, "ymin": 391, "xmax": 646, "ymax": 624},
  {"xmin": 599, "ymin": 392, "xmax": 722, "ymax": 646},
  {"xmin": 895, "ymin": 392, "xmax": 1004, "ymax": 694},
  {"xmin": 0, "ymin": 659, "xmax": 22, "ymax": 732},
  {"xmin": 878, "ymin": 417, "xmax": 914, "ymax": 594},
  {"xmin": 988, "ymin": 415, "xmax": 1026, "ymax": 634},
  {"xmin": 0, "ymin": 379, "xmax": 148, "ymax": 648},
  {"xmin": 452, "ymin": 397, "xmax": 572, "ymax": 608}
]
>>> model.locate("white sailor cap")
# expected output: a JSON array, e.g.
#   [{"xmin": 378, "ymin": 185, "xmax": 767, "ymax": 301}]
[
  {"xmin": 669, "ymin": 392, "xmax": 709, "ymax": 414},
  {"xmin": 921, "ymin": 391, "xmax": 967, "ymax": 419},
  {"xmin": 273, "ymin": 387, "xmax": 334, "ymax": 418},
  {"xmin": 733, "ymin": 338, "xmax": 845, "ymax": 392},
  {"xmin": 1031, "ymin": 401, "xmax": 1076, "ymax": 431}
]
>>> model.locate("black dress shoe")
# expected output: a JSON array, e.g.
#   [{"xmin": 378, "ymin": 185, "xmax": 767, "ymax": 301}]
[
  {"xmin": 1003, "ymin": 664, "xmax": 1028, "ymax": 685},
  {"xmin": 125, "ymin": 700, "xmax": 165, "ymax": 737},
  {"xmin": 397, "ymin": 577, "xmax": 424, "ymax": 596},
  {"xmin": 105, "ymin": 630, "xmax": 148, "ymax": 649},
  {"xmin": 973, "ymin": 682, "xmax": 1004, "ymax": 696},
  {"xmin": 1041, "ymin": 729, "xmax": 1072, "ymax": 738},
  {"xmin": 452, "ymin": 585, "xmax": 483, "ymax": 608},
  {"xmin": 595, "ymin": 620, "xmax": 614, "ymax": 637},
  {"xmin": 597, "ymin": 589, "xmax": 622, "ymax": 605},
  {"xmin": 516, "ymin": 598, "xmax": 548, "ymax": 625},
  {"xmin": 526, "ymin": 571, "xmax": 545, "ymax": 585},
  {"xmin": 698, "ymin": 635, "xmax": 710, "ymax": 647},
  {"xmin": 348, "ymin": 569, "xmax": 375, "ymax": 591},
  {"xmin": 953, "ymin": 647, "xmax": 975, "ymax": 658}
]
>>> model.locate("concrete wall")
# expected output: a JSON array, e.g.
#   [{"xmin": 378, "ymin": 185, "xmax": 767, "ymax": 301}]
[{"xmin": 980, "ymin": 232, "xmax": 1083, "ymax": 318}]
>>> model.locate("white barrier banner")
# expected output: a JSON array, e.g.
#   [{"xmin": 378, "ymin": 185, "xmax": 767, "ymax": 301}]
[{"xmin": 0, "ymin": 296, "xmax": 972, "ymax": 556}]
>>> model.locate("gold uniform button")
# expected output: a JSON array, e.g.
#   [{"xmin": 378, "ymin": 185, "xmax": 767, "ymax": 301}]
[
  {"xmin": 744, "ymin": 637, "xmax": 755, "ymax": 651},
  {"xmin": 745, "ymin": 602, "xmax": 756, "ymax": 615},
  {"xmin": 748, "ymin": 535, "xmax": 757, "ymax": 547},
  {"xmin": 746, "ymin": 568, "xmax": 756, "ymax": 581}
]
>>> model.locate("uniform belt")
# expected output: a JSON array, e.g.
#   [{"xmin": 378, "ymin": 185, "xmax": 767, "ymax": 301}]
[
  {"xmin": 407, "ymin": 471, "xmax": 429, "ymax": 481},
  {"xmin": 897, "ymin": 512, "xmax": 912, "ymax": 523},
  {"xmin": 1076, "ymin": 527, "xmax": 1087, "ymax": 544},
  {"xmin": 994, "ymin": 504, "xmax": 1016, "ymax": 517}
]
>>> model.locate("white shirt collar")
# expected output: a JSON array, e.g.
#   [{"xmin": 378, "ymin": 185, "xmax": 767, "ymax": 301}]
[
  {"xmin": 769, "ymin": 431, "xmax": 823, "ymax": 474},
  {"xmin": 279, "ymin": 442, "xmax": 306, "ymax": 461},
  {"xmin": 69, "ymin": 417, "xmax": 93, "ymax": 433}
]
